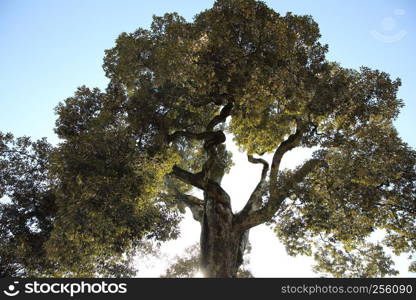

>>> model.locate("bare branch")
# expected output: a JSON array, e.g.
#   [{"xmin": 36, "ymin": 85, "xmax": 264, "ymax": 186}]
[
  {"xmin": 269, "ymin": 119, "xmax": 304, "ymax": 199},
  {"xmin": 167, "ymin": 102, "xmax": 232, "ymax": 144},
  {"xmin": 239, "ymin": 158, "xmax": 324, "ymax": 230},
  {"xmin": 235, "ymin": 155, "xmax": 269, "ymax": 225}
]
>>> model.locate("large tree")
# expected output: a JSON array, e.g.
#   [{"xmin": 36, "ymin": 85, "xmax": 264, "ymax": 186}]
[{"xmin": 1, "ymin": 0, "xmax": 415, "ymax": 278}]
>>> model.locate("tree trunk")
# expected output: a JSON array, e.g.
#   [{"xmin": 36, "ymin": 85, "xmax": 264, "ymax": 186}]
[{"xmin": 199, "ymin": 182, "xmax": 246, "ymax": 277}]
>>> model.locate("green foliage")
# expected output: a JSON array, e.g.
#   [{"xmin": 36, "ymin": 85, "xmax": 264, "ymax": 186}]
[
  {"xmin": 1, "ymin": 115, "xmax": 181, "ymax": 277},
  {"xmin": 313, "ymin": 241, "xmax": 399, "ymax": 278},
  {"xmin": 0, "ymin": 133, "xmax": 56, "ymax": 277},
  {"xmin": 1, "ymin": 0, "xmax": 415, "ymax": 277},
  {"xmin": 162, "ymin": 244, "xmax": 201, "ymax": 278},
  {"xmin": 274, "ymin": 122, "xmax": 416, "ymax": 276},
  {"xmin": 50, "ymin": 86, "xmax": 184, "ymax": 275}
]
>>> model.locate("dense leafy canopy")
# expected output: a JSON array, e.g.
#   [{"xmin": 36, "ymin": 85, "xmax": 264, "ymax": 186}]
[
  {"xmin": 1, "ymin": 0, "xmax": 415, "ymax": 277},
  {"xmin": 0, "ymin": 130, "xmax": 179, "ymax": 277}
]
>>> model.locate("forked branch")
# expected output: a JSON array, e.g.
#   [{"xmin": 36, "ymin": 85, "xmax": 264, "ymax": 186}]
[
  {"xmin": 171, "ymin": 166, "xmax": 205, "ymax": 190},
  {"xmin": 237, "ymin": 157, "xmax": 324, "ymax": 230},
  {"xmin": 235, "ymin": 155, "xmax": 269, "ymax": 224}
]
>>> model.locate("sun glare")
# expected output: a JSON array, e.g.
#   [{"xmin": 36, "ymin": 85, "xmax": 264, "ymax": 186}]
[{"xmin": 194, "ymin": 271, "xmax": 204, "ymax": 278}]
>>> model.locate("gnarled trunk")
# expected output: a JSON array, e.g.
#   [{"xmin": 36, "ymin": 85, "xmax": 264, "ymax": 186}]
[
  {"xmin": 199, "ymin": 182, "xmax": 247, "ymax": 277},
  {"xmin": 169, "ymin": 103, "xmax": 255, "ymax": 277}
]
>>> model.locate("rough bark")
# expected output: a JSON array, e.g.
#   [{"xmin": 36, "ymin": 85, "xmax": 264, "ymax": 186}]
[{"xmin": 200, "ymin": 182, "xmax": 240, "ymax": 277}]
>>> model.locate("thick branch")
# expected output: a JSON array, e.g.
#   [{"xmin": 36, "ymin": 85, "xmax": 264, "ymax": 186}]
[
  {"xmin": 174, "ymin": 190, "xmax": 204, "ymax": 222},
  {"xmin": 206, "ymin": 102, "xmax": 233, "ymax": 131},
  {"xmin": 167, "ymin": 102, "xmax": 232, "ymax": 143},
  {"xmin": 238, "ymin": 158, "xmax": 324, "ymax": 230},
  {"xmin": 170, "ymin": 166, "xmax": 205, "ymax": 190},
  {"xmin": 169, "ymin": 102, "xmax": 232, "ymax": 190},
  {"xmin": 200, "ymin": 102, "xmax": 232, "ymax": 183},
  {"xmin": 269, "ymin": 119, "xmax": 304, "ymax": 199}
]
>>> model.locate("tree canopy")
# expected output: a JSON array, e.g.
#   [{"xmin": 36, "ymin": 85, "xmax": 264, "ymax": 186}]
[{"xmin": 1, "ymin": 0, "xmax": 415, "ymax": 277}]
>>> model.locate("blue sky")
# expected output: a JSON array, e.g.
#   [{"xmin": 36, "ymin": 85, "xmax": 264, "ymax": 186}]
[
  {"xmin": 0, "ymin": 0, "xmax": 415, "ymax": 146},
  {"xmin": 1, "ymin": 0, "xmax": 415, "ymax": 276}
]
